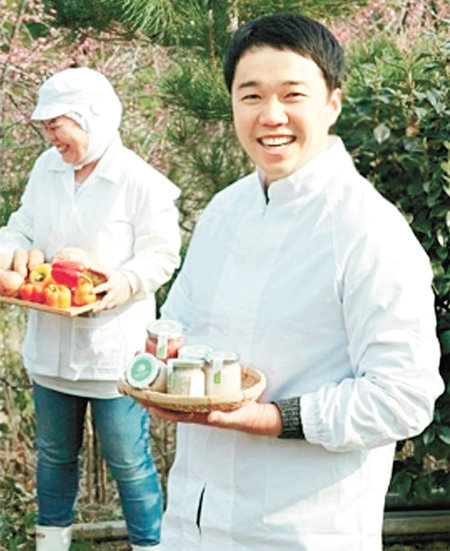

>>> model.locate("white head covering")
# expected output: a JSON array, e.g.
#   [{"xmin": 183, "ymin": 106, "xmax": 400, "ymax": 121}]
[{"xmin": 31, "ymin": 67, "xmax": 122, "ymax": 168}]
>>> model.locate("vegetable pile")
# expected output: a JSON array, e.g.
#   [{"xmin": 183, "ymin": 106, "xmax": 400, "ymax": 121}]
[{"xmin": 0, "ymin": 259, "xmax": 106, "ymax": 308}]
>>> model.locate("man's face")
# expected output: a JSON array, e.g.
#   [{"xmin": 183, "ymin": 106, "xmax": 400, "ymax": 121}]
[{"xmin": 231, "ymin": 46, "xmax": 342, "ymax": 187}]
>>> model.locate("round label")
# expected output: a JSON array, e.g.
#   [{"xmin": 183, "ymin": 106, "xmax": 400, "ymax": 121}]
[{"xmin": 126, "ymin": 353, "xmax": 159, "ymax": 388}]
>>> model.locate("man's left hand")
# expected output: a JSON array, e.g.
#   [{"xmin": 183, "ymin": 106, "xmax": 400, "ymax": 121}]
[{"xmin": 147, "ymin": 401, "xmax": 282, "ymax": 437}]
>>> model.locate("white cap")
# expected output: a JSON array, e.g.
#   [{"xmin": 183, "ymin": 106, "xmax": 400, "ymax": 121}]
[
  {"xmin": 32, "ymin": 67, "xmax": 121, "ymax": 122},
  {"xmin": 32, "ymin": 67, "xmax": 122, "ymax": 167}
]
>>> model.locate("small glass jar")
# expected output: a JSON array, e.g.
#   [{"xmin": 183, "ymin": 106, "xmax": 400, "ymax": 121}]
[
  {"xmin": 205, "ymin": 350, "xmax": 241, "ymax": 396},
  {"xmin": 178, "ymin": 344, "xmax": 213, "ymax": 361},
  {"xmin": 146, "ymin": 319, "xmax": 184, "ymax": 361},
  {"xmin": 167, "ymin": 358, "xmax": 205, "ymax": 397},
  {"xmin": 126, "ymin": 352, "xmax": 166, "ymax": 391}
]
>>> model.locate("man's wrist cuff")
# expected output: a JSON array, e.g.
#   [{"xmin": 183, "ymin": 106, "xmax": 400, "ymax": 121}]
[{"xmin": 272, "ymin": 397, "xmax": 305, "ymax": 439}]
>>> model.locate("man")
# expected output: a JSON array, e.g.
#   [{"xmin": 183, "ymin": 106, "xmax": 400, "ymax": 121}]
[{"xmin": 150, "ymin": 13, "xmax": 443, "ymax": 550}]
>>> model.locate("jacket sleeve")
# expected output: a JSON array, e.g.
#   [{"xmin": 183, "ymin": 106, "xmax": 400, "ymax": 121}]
[
  {"xmin": 120, "ymin": 169, "xmax": 182, "ymax": 300},
  {"xmin": 301, "ymin": 208, "xmax": 443, "ymax": 452}
]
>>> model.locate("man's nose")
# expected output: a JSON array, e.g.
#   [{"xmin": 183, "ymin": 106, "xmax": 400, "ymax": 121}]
[{"xmin": 258, "ymin": 97, "xmax": 288, "ymax": 126}]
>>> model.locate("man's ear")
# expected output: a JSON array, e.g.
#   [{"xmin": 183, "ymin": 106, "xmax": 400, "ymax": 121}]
[{"xmin": 327, "ymin": 87, "xmax": 343, "ymax": 128}]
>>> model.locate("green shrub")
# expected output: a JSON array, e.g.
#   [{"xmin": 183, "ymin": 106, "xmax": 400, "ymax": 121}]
[{"xmin": 336, "ymin": 33, "xmax": 450, "ymax": 502}]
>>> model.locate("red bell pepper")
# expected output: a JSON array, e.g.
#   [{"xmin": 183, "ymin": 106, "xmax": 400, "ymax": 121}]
[
  {"xmin": 51, "ymin": 260, "xmax": 87, "ymax": 289},
  {"xmin": 18, "ymin": 281, "xmax": 47, "ymax": 303}
]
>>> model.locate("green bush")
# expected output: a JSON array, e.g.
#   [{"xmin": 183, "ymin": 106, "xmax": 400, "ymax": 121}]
[{"xmin": 336, "ymin": 34, "xmax": 450, "ymax": 502}]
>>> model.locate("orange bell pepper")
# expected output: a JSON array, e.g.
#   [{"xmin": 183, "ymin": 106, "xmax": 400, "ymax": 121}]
[
  {"xmin": 44, "ymin": 284, "xmax": 72, "ymax": 308},
  {"xmin": 19, "ymin": 281, "xmax": 47, "ymax": 303},
  {"xmin": 72, "ymin": 281, "xmax": 97, "ymax": 306}
]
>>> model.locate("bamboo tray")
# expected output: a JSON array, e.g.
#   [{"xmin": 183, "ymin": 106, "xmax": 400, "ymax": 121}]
[
  {"xmin": 0, "ymin": 295, "xmax": 98, "ymax": 317},
  {"xmin": 118, "ymin": 365, "xmax": 267, "ymax": 413}
]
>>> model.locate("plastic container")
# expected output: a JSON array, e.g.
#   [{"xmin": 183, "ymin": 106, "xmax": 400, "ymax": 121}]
[
  {"xmin": 205, "ymin": 350, "xmax": 241, "ymax": 396},
  {"xmin": 125, "ymin": 353, "xmax": 166, "ymax": 391},
  {"xmin": 146, "ymin": 319, "xmax": 184, "ymax": 361},
  {"xmin": 167, "ymin": 358, "xmax": 205, "ymax": 397}
]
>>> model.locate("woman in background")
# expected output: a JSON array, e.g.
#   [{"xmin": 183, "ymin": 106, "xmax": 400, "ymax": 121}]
[{"xmin": 0, "ymin": 67, "xmax": 181, "ymax": 551}]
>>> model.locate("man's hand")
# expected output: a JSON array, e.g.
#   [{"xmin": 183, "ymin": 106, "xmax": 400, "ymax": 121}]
[
  {"xmin": 92, "ymin": 270, "xmax": 132, "ymax": 312},
  {"xmin": 147, "ymin": 401, "xmax": 283, "ymax": 437}
]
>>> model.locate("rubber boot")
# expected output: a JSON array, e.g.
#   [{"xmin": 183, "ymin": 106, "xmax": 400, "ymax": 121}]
[{"xmin": 35, "ymin": 525, "xmax": 72, "ymax": 551}]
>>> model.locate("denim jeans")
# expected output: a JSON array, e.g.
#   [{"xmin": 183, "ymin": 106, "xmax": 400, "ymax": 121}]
[{"xmin": 33, "ymin": 381, "xmax": 162, "ymax": 546}]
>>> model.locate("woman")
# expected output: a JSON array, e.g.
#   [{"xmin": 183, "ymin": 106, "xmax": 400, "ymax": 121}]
[{"xmin": 0, "ymin": 67, "xmax": 181, "ymax": 550}]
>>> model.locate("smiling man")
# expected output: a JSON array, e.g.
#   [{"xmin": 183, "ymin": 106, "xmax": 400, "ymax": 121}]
[
  {"xmin": 231, "ymin": 46, "xmax": 341, "ymax": 186},
  {"xmin": 152, "ymin": 13, "xmax": 443, "ymax": 551}
]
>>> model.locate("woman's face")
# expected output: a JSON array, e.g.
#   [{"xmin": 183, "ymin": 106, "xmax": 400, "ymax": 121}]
[{"xmin": 41, "ymin": 116, "xmax": 89, "ymax": 165}]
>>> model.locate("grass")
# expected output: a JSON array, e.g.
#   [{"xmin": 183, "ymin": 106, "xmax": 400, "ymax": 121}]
[{"xmin": 19, "ymin": 539, "xmax": 448, "ymax": 550}]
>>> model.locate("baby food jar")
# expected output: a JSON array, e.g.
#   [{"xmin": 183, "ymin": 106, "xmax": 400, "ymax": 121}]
[
  {"xmin": 167, "ymin": 358, "xmax": 205, "ymax": 397},
  {"xmin": 205, "ymin": 350, "xmax": 241, "ymax": 396},
  {"xmin": 146, "ymin": 319, "xmax": 184, "ymax": 361},
  {"xmin": 125, "ymin": 353, "xmax": 167, "ymax": 391}
]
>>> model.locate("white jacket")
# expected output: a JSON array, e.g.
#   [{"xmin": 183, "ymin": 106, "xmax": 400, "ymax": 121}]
[
  {"xmin": 0, "ymin": 136, "xmax": 181, "ymax": 380},
  {"xmin": 160, "ymin": 137, "xmax": 443, "ymax": 550}
]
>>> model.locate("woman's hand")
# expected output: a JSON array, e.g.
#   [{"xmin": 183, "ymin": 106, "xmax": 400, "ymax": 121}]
[
  {"xmin": 147, "ymin": 401, "xmax": 283, "ymax": 437},
  {"xmin": 92, "ymin": 270, "xmax": 132, "ymax": 312},
  {"xmin": 12, "ymin": 248, "xmax": 45, "ymax": 278},
  {"xmin": 0, "ymin": 269, "xmax": 24, "ymax": 296}
]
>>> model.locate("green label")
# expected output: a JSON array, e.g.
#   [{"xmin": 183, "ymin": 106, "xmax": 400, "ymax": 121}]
[{"xmin": 131, "ymin": 358, "xmax": 152, "ymax": 381}]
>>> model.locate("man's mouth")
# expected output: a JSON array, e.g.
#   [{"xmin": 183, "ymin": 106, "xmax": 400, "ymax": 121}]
[{"xmin": 258, "ymin": 136, "xmax": 296, "ymax": 147}]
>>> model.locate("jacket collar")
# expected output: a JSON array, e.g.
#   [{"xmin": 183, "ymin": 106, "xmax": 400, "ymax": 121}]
[
  {"xmin": 263, "ymin": 136, "xmax": 354, "ymax": 204},
  {"xmin": 45, "ymin": 133, "xmax": 122, "ymax": 184}
]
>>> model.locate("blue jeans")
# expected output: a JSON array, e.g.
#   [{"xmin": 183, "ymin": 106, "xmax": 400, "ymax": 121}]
[{"xmin": 33, "ymin": 381, "xmax": 162, "ymax": 546}]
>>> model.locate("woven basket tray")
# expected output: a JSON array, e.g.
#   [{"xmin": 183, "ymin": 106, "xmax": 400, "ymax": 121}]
[{"xmin": 118, "ymin": 365, "xmax": 267, "ymax": 413}]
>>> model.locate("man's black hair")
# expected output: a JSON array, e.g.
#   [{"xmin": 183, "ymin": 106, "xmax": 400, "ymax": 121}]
[{"xmin": 224, "ymin": 13, "xmax": 345, "ymax": 93}]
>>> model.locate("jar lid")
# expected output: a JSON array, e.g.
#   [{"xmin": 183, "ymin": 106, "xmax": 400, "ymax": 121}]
[
  {"xmin": 168, "ymin": 358, "xmax": 205, "ymax": 369},
  {"xmin": 126, "ymin": 353, "xmax": 160, "ymax": 388},
  {"xmin": 146, "ymin": 319, "xmax": 183, "ymax": 338},
  {"xmin": 206, "ymin": 350, "xmax": 240, "ymax": 364},
  {"xmin": 178, "ymin": 344, "xmax": 213, "ymax": 360}
]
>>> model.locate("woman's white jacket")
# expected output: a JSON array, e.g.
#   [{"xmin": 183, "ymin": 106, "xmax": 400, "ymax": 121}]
[{"xmin": 0, "ymin": 136, "xmax": 181, "ymax": 380}]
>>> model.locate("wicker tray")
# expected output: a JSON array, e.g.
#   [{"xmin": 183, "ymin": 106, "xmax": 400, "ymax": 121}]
[{"xmin": 118, "ymin": 365, "xmax": 267, "ymax": 413}]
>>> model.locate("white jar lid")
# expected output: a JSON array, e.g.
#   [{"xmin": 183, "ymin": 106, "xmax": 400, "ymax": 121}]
[
  {"xmin": 178, "ymin": 344, "xmax": 213, "ymax": 360},
  {"xmin": 126, "ymin": 353, "xmax": 160, "ymax": 388},
  {"xmin": 146, "ymin": 319, "xmax": 183, "ymax": 338},
  {"xmin": 168, "ymin": 358, "xmax": 205, "ymax": 370},
  {"xmin": 206, "ymin": 350, "xmax": 240, "ymax": 364}
]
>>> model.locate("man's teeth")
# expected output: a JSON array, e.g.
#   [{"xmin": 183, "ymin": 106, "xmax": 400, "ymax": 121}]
[{"xmin": 260, "ymin": 136, "xmax": 294, "ymax": 147}]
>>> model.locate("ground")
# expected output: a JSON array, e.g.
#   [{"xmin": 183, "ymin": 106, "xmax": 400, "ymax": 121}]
[{"xmin": 63, "ymin": 540, "xmax": 450, "ymax": 551}]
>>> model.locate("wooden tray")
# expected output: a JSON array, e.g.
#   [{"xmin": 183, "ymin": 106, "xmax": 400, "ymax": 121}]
[
  {"xmin": 0, "ymin": 295, "xmax": 98, "ymax": 317},
  {"xmin": 118, "ymin": 366, "xmax": 267, "ymax": 413}
]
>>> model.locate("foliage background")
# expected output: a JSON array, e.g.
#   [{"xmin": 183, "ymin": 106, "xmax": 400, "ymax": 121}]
[{"xmin": 0, "ymin": 0, "xmax": 449, "ymax": 548}]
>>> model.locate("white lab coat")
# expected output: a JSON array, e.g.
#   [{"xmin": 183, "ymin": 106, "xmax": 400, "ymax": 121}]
[
  {"xmin": 160, "ymin": 137, "xmax": 443, "ymax": 550},
  {"xmin": 0, "ymin": 136, "xmax": 181, "ymax": 381}
]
